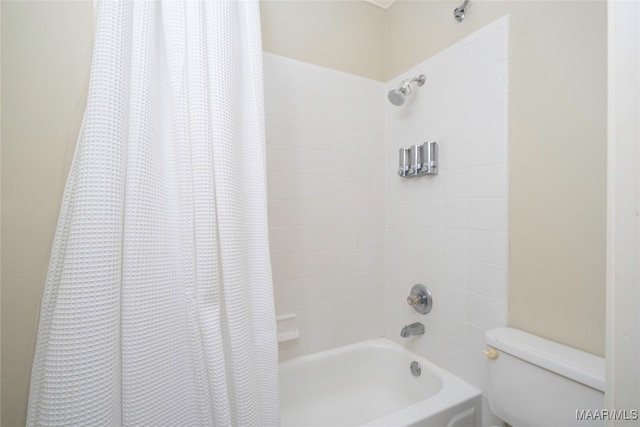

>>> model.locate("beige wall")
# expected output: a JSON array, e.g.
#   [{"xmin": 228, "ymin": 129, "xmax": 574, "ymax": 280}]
[
  {"xmin": 1, "ymin": 2, "xmax": 93, "ymax": 426},
  {"xmin": 387, "ymin": 0, "xmax": 607, "ymax": 356},
  {"xmin": 260, "ymin": 0, "xmax": 386, "ymax": 81}
]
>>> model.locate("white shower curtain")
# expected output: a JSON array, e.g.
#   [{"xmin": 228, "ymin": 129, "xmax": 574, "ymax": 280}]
[{"xmin": 27, "ymin": 1, "xmax": 279, "ymax": 425}]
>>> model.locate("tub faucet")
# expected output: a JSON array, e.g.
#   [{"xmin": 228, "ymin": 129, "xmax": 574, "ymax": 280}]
[{"xmin": 400, "ymin": 322, "xmax": 425, "ymax": 337}]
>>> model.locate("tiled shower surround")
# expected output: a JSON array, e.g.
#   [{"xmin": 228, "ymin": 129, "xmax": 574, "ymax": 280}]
[
  {"xmin": 264, "ymin": 53, "xmax": 387, "ymax": 360},
  {"xmin": 264, "ymin": 16, "xmax": 509, "ymax": 396}
]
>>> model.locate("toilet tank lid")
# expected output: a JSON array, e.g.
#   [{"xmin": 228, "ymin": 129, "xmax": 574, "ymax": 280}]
[{"xmin": 485, "ymin": 328, "xmax": 605, "ymax": 392}]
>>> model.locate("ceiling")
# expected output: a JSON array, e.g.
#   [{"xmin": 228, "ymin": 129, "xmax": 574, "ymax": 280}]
[{"xmin": 364, "ymin": 0, "xmax": 397, "ymax": 10}]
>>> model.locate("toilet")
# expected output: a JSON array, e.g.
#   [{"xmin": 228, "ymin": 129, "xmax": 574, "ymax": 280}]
[{"xmin": 485, "ymin": 327, "xmax": 605, "ymax": 427}]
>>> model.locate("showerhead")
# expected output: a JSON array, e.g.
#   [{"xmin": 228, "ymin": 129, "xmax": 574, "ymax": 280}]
[
  {"xmin": 388, "ymin": 88, "xmax": 407, "ymax": 106},
  {"xmin": 387, "ymin": 74, "xmax": 426, "ymax": 107}
]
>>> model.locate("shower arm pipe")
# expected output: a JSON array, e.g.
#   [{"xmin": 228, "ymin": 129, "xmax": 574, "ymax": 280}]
[
  {"xmin": 454, "ymin": 0, "xmax": 470, "ymax": 22},
  {"xmin": 409, "ymin": 75, "xmax": 426, "ymax": 87}
]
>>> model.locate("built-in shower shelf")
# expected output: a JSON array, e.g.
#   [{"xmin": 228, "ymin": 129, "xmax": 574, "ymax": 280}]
[{"xmin": 276, "ymin": 314, "xmax": 299, "ymax": 342}]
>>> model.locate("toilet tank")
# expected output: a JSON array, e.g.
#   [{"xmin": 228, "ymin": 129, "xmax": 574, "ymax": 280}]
[{"xmin": 485, "ymin": 328, "xmax": 605, "ymax": 427}]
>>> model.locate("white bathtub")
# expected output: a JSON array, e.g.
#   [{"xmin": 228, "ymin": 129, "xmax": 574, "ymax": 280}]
[{"xmin": 279, "ymin": 338, "xmax": 482, "ymax": 427}]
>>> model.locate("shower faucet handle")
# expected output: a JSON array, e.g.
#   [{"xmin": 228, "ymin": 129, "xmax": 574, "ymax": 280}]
[
  {"xmin": 406, "ymin": 284, "xmax": 433, "ymax": 314},
  {"xmin": 407, "ymin": 294, "xmax": 424, "ymax": 306}
]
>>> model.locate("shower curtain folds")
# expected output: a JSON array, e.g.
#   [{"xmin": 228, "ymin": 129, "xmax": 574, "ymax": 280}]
[{"xmin": 27, "ymin": 1, "xmax": 279, "ymax": 425}]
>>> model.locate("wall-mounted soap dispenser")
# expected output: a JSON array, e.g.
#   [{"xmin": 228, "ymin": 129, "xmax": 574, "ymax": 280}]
[{"xmin": 397, "ymin": 141, "xmax": 438, "ymax": 178}]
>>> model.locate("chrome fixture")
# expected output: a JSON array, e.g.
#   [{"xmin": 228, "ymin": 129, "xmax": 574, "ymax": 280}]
[
  {"xmin": 410, "ymin": 361, "xmax": 422, "ymax": 377},
  {"xmin": 400, "ymin": 322, "xmax": 425, "ymax": 337},
  {"xmin": 388, "ymin": 74, "xmax": 426, "ymax": 106},
  {"xmin": 397, "ymin": 142, "xmax": 438, "ymax": 178},
  {"xmin": 454, "ymin": 0, "xmax": 470, "ymax": 22},
  {"xmin": 407, "ymin": 284, "xmax": 433, "ymax": 314},
  {"xmin": 398, "ymin": 148, "xmax": 410, "ymax": 177},
  {"xmin": 422, "ymin": 141, "xmax": 438, "ymax": 175}
]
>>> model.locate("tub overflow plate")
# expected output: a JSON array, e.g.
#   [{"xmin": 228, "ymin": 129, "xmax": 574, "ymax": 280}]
[{"xmin": 410, "ymin": 361, "xmax": 422, "ymax": 377}]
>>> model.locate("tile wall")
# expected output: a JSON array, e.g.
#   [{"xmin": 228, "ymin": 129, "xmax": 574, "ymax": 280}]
[
  {"xmin": 263, "ymin": 53, "xmax": 386, "ymax": 360},
  {"xmin": 385, "ymin": 17, "xmax": 509, "ymax": 398},
  {"xmin": 264, "ymin": 16, "xmax": 510, "ymax": 410}
]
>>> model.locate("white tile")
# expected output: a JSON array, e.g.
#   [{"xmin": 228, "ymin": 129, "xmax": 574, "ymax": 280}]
[
  {"xmin": 467, "ymin": 164, "xmax": 507, "ymax": 199},
  {"xmin": 327, "ymin": 250, "xmax": 359, "ymax": 275},
  {"xmin": 294, "ymin": 94, "xmax": 334, "ymax": 125},
  {"xmin": 438, "ymin": 313, "xmax": 466, "ymax": 350},
  {"xmin": 437, "ymin": 285, "xmax": 466, "ymax": 319},
  {"xmin": 465, "ymin": 129, "xmax": 507, "ymax": 167},
  {"xmin": 268, "ymin": 227, "xmax": 287, "ymax": 255},
  {"xmin": 439, "ymin": 77, "xmax": 469, "ymax": 116},
  {"xmin": 332, "ymin": 102, "xmax": 359, "ymax": 128},
  {"xmin": 353, "ymin": 292, "xmax": 384, "ymax": 320},
  {"xmin": 358, "ymin": 226, "xmax": 385, "ymax": 249},
  {"xmin": 355, "ymin": 154, "xmax": 385, "ymax": 179},
  {"xmin": 264, "ymin": 88, "xmax": 294, "ymax": 120},
  {"xmin": 464, "ymin": 321, "xmax": 488, "ymax": 358},
  {"xmin": 494, "ymin": 265, "xmax": 508, "ymax": 301},
  {"xmin": 352, "ymin": 248, "xmax": 385, "ymax": 273},
  {"xmin": 266, "ymin": 117, "xmax": 304, "ymax": 148},
  {"xmin": 467, "ymin": 229, "xmax": 496, "ymax": 264},
  {"xmin": 494, "ymin": 231, "xmax": 509, "ymax": 267},
  {"xmin": 305, "ymin": 275, "xmax": 353, "ymax": 302},
  {"xmin": 309, "ymin": 298, "xmax": 354, "ymax": 327},
  {"xmin": 273, "ymin": 280, "xmax": 308, "ymax": 310},
  {"xmin": 355, "ymin": 201, "xmax": 385, "ymax": 225},
  {"xmin": 332, "ymin": 127, "xmax": 360, "ymax": 152},
  {"xmin": 442, "ymin": 200, "xmax": 466, "ymax": 229},
  {"xmin": 298, "ymin": 174, "xmax": 334, "ymax": 200},
  {"xmin": 466, "ymin": 60, "xmax": 508, "ymax": 105},
  {"xmin": 285, "ymin": 252, "xmax": 330, "ymax": 280},
  {"xmin": 466, "ymin": 199, "xmax": 499, "ymax": 230},
  {"xmin": 307, "ymin": 201, "xmax": 356, "ymax": 226},
  {"xmin": 270, "ymin": 253, "xmax": 287, "ymax": 282},
  {"xmin": 495, "ymin": 198, "xmax": 509, "ymax": 232},
  {"xmin": 331, "ymin": 75, "xmax": 357, "ymax": 104},
  {"xmin": 441, "ymin": 228, "xmax": 466, "ymax": 259},
  {"xmin": 286, "ymin": 227, "xmax": 331, "ymax": 253},
  {"xmin": 300, "ymin": 68, "xmax": 335, "ymax": 100},
  {"xmin": 329, "ymin": 226, "xmax": 359, "ymax": 250},
  {"xmin": 442, "ymin": 169, "xmax": 467, "ymax": 199},
  {"xmin": 354, "ymin": 271, "xmax": 385, "ymax": 295},
  {"xmin": 465, "ymin": 293, "xmax": 507, "ymax": 329},
  {"xmin": 304, "ymin": 123, "xmax": 334, "ymax": 150},
  {"xmin": 437, "ymin": 256, "xmax": 467, "ymax": 289},
  {"xmin": 305, "ymin": 323, "xmax": 354, "ymax": 353},
  {"xmin": 418, "ymin": 200, "xmax": 442, "ymax": 227},
  {"xmin": 352, "ymin": 178, "xmax": 385, "ymax": 202},
  {"xmin": 466, "ymin": 261, "xmax": 499, "ymax": 298},
  {"xmin": 441, "ymin": 108, "xmax": 471, "ymax": 141},
  {"xmin": 353, "ymin": 317, "xmax": 385, "ymax": 342},
  {"xmin": 263, "ymin": 58, "xmax": 297, "ymax": 91},
  {"xmin": 439, "ymin": 140, "xmax": 467, "ymax": 171},
  {"xmin": 268, "ymin": 200, "xmax": 308, "ymax": 227},
  {"xmin": 436, "ymin": 44, "xmax": 468, "ymax": 86},
  {"xmin": 467, "ymin": 27, "xmax": 509, "ymax": 74},
  {"xmin": 354, "ymin": 131, "xmax": 385, "ymax": 155},
  {"xmin": 467, "ymin": 95, "xmax": 508, "ymax": 136},
  {"xmin": 332, "ymin": 151, "xmax": 356, "ymax": 177}
]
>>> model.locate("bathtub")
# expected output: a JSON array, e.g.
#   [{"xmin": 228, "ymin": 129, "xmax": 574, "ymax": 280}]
[{"xmin": 279, "ymin": 338, "xmax": 482, "ymax": 427}]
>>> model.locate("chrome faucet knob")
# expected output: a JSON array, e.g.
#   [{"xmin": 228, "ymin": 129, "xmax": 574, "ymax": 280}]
[
  {"xmin": 407, "ymin": 295, "xmax": 421, "ymax": 306},
  {"xmin": 406, "ymin": 284, "xmax": 433, "ymax": 314}
]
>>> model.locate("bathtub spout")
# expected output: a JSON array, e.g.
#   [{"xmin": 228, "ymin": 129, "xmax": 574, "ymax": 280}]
[{"xmin": 400, "ymin": 322, "xmax": 425, "ymax": 337}]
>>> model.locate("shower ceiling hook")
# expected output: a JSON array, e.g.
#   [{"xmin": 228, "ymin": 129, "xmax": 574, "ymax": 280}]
[{"xmin": 454, "ymin": 0, "xmax": 470, "ymax": 22}]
